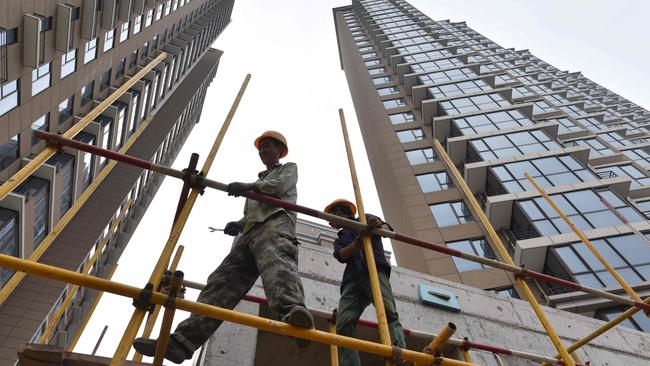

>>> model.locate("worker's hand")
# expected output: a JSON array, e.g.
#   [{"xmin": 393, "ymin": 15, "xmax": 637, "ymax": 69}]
[
  {"xmin": 227, "ymin": 182, "xmax": 254, "ymax": 197},
  {"xmin": 367, "ymin": 216, "xmax": 383, "ymax": 229},
  {"xmin": 224, "ymin": 221, "xmax": 243, "ymax": 236}
]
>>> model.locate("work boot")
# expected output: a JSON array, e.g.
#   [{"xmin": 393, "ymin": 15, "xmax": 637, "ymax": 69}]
[
  {"xmin": 282, "ymin": 305, "xmax": 314, "ymax": 348},
  {"xmin": 133, "ymin": 335, "xmax": 193, "ymax": 364}
]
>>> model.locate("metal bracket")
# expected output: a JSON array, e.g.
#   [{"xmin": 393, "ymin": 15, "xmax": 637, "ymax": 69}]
[
  {"xmin": 181, "ymin": 168, "xmax": 206, "ymax": 195},
  {"xmin": 132, "ymin": 282, "xmax": 155, "ymax": 314}
]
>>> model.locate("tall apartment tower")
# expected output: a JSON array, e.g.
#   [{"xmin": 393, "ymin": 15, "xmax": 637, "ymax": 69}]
[
  {"xmin": 0, "ymin": 0, "xmax": 233, "ymax": 363},
  {"xmin": 334, "ymin": 0, "xmax": 650, "ymax": 335}
]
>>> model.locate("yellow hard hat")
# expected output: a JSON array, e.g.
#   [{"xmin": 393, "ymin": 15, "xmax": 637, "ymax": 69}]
[
  {"xmin": 324, "ymin": 199, "xmax": 357, "ymax": 216},
  {"xmin": 254, "ymin": 130, "xmax": 288, "ymax": 158}
]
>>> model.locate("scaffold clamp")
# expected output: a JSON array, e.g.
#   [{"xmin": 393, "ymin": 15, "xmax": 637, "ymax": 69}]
[
  {"xmin": 182, "ymin": 167, "xmax": 206, "ymax": 195},
  {"xmin": 133, "ymin": 282, "xmax": 156, "ymax": 314}
]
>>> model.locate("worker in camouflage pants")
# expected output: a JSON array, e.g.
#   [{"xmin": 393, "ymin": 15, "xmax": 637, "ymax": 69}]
[{"xmin": 133, "ymin": 131, "xmax": 313, "ymax": 364}]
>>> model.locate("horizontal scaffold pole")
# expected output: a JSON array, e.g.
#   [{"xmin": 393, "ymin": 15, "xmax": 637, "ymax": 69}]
[
  {"xmin": 33, "ymin": 130, "xmax": 650, "ymax": 314},
  {"xmin": 0, "ymin": 253, "xmax": 475, "ymax": 366}
]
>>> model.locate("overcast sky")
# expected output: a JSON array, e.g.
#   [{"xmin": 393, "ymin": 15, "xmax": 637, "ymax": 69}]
[{"xmin": 73, "ymin": 0, "xmax": 649, "ymax": 362}]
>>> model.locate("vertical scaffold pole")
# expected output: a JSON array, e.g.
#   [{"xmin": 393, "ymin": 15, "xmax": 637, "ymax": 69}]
[
  {"xmin": 339, "ymin": 109, "xmax": 394, "ymax": 365},
  {"xmin": 109, "ymin": 74, "xmax": 251, "ymax": 366},
  {"xmin": 329, "ymin": 321, "xmax": 340, "ymax": 366},
  {"xmin": 432, "ymin": 139, "xmax": 576, "ymax": 366},
  {"xmin": 133, "ymin": 245, "xmax": 185, "ymax": 362}
]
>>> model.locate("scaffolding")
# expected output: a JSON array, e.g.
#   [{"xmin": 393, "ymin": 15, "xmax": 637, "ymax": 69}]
[{"xmin": 2, "ymin": 73, "xmax": 650, "ymax": 366}]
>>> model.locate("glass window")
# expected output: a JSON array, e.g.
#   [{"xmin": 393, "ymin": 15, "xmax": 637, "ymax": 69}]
[
  {"xmin": 368, "ymin": 67, "xmax": 386, "ymax": 75},
  {"xmin": 103, "ymin": 29, "xmax": 115, "ymax": 52},
  {"xmin": 514, "ymin": 189, "xmax": 644, "ymax": 238},
  {"xmin": 116, "ymin": 58, "xmax": 126, "ymax": 78},
  {"xmin": 0, "ymin": 135, "xmax": 19, "ymax": 170},
  {"xmin": 119, "ymin": 22, "xmax": 129, "ymax": 43},
  {"xmin": 396, "ymin": 128, "xmax": 424, "ymax": 143},
  {"xmin": 452, "ymin": 109, "xmax": 533, "ymax": 136},
  {"xmin": 566, "ymin": 138, "xmax": 614, "ymax": 159},
  {"xmin": 389, "ymin": 111, "xmax": 414, "ymax": 125},
  {"xmin": 155, "ymin": 3, "xmax": 163, "ymax": 21},
  {"xmin": 60, "ymin": 49, "xmax": 76, "ymax": 79},
  {"xmin": 15, "ymin": 177, "xmax": 50, "ymax": 248},
  {"xmin": 144, "ymin": 9, "xmax": 153, "ymax": 27},
  {"xmin": 114, "ymin": 103, "xmax": 127, "ymax": 149},
  {"xmin": 100, "ymin": 69, "xmax": 111, "ymax": 91},
  {"xmin": 597, "ymin": 164, "xmax": 650, "ymax": 188},
  {"xmin": 406, "ymin": 148, "xmax": 436, "ymax": 165},
  {"xmin": 31, "ymin": 114, "xmax": 49, "ymax": 145},
  {"xmin": 133, "ymin": 15, "xmax": 143, "ymax": 35},
  {"xmin": 31, "ymin": 62, "xmax": 51, "ymax": 96},
  {"xmin": 58, "ymin": 96, "xmax": 74, "ymax": 124},
  {"xmin": 0, "ymin": 80, "xmax": 19, "ymax": 116},
  {"xmin": 47, "ymin": 153, "xmax": 74, "ymax": 215},
  {"xmin": 372, "ymin": 76, "xmax": 392, "ymax": 85},
  {"xmin": 430, "ymin": 201, "xmax": 474, "ymax": 227},
  {"xmin": 447, "ymin": 238, "xmax": 495, "ymax": 271},
  {"xmin": 428, "ymin": 79, "xmax": 493, "ymax": 99},
  {"xmin": 490, "ymin": 286, "xmax": 519, "ymax": 299},
  {"xmin": 418, "ymin": 67, "xmax": 477, "ymax": 86},
  {"xmin": 382, "ymin": 98, "xmax": 407, "ymax": 109},
  {"xmin": 377, "ymin": 86, "xmax": 400, "ymax": 96},
  {"xmin": 74, "ymin": 132, "xmax": 95, "ymax": 192},
  {"xmin": 469, "ymin": 130, "xmax": 560, "ymax": 162},
  {"xmin": 417, "ymin": 171, "xmax": 453, "ymax": 192},
  {"xmin": 81, "ymin": 81, "xmax": 94, "ymax": 106},
  {"xmin": 84, "ymin": 38, "xmax": 98, "ymax": 64},
  {"xmin": 0, "ymin": 208, "xmax": 19, "ymax": 286},
  {"xmin": 439, "ymin": 93, "xmax": 511, "ymax": 116},
  {"xmin": 488, "ymin": 155, "xmax": 596, "ymax": 194}
]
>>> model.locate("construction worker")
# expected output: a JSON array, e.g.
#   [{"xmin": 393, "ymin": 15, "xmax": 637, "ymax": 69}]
[
  {"xmin": 324, "ymin": 199, "xmax": 406, "ymax": 366},
  {"xmin": 134, "ymin": 131, "xmax": 313, "ymax": 363}
]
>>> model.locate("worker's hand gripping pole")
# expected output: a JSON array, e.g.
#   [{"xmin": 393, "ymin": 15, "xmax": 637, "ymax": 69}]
[{"xmin": 338, "ymin": 109, "xmax": 395, "ymax": 365}]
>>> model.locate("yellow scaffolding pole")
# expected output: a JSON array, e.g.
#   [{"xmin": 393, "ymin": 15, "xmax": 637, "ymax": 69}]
[
  {"xmin": 0, "ymin": 253, "xmax": 476, "ymax": 366},
  {"xmin": 338, "ymin": 109, "xmax": 393, "ymax": 361},
  {"xmin": 36, "ymin": 200, "xmax": 134, "ymax": 345},
  {"xmin": 0, "ymin": 53, "xmax": 166, "ymax": 202},
  {"xmin": 431, "ymin": 139, "xmax": 576, "ymax": 366},
  {"xmin": 109, "ymin": 73, "xmax": 251, "ymax": 365},
  {"xmin": 133, "ymin": 245, "xmax": 185, "ymax": 362},
  {"xmin": 329, "ymin": 321, "xmax": 340, "ymax": 366},
  {"xmin": 524, "ymin": 172, "xmax": 642, "ymax": 303}
]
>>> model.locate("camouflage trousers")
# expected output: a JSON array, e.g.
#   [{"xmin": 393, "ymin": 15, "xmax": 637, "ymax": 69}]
[
  {"xmin": 337, "ymin": 271, "xmax": 405, "ymax": 366},
  {"xmin": 172, "ymin": 212, "xmax": 306, "ymax": 351}
]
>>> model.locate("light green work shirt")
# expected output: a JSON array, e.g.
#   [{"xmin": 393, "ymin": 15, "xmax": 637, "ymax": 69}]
[{"xmin": 241, "ymin": 162, "xmax": 298, "ymax": 233}]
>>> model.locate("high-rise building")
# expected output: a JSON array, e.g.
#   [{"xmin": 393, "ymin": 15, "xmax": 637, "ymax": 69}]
[
  {"xmin": 0, "ymin": 0, "xmax": 233, "ymax": 362},
  {"xmin": 333, "ymin": 0, "xmax": 650, "ymax": 335}
]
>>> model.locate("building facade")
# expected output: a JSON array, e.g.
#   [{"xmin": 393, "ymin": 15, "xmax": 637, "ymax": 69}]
[
  {"xmin": 197, "ymin": 218, "xmax": 650, "ymax": 366},
  {"xmin": 333, "ymin": 0, "xmax": 650, "ymax": 336},
  {"xmin": 0, "ymin": 0, "xmax": 233, "ymax": 363}
]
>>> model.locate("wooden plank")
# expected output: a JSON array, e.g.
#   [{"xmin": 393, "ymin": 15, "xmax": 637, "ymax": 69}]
[{"xmin": 18, "ymin": 344, "xmax": 150, "ymax": 366}]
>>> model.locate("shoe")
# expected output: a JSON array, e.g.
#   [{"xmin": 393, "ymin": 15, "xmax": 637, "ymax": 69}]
[
  {"xmin": 282, "ymin": 306, "xmax": 314, "ymax": 348},
  {"xmin": 133, "ymin": 337, "xmax": 192, "ymax": 364}
]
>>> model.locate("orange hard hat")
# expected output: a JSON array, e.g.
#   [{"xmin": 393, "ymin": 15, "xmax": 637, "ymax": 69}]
[
  {"xmin": 254, "ymin": 131, "xmax": 288, "ymax": 158},
  {"xmin": 324, "ymin": 199, "xmax": 357, "ymax": 216}
]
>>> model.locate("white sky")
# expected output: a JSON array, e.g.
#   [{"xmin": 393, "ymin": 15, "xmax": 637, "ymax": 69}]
[{"xmin": 72, "ymin": 0, "xmax": 649, "ymax": 362}]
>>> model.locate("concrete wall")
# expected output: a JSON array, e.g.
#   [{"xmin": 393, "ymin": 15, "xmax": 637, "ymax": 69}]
[{"xmin": 199, "ymin": 220, "xmax": 650, "ymax": 366}]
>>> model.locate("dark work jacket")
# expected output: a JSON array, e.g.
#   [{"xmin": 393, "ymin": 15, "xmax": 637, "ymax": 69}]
[{"xmin": 333, "ymin": 214, "xmax": 392, "ymax": 287}]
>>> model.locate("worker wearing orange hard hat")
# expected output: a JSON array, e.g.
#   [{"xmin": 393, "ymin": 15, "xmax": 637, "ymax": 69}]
[
  {"xmin": 134, "ymin": 131, "xmax": 313, "ymax": 363},
  {"xmin": 324, "ymin": 199, "xmax": 406, "ymax": 366}
]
